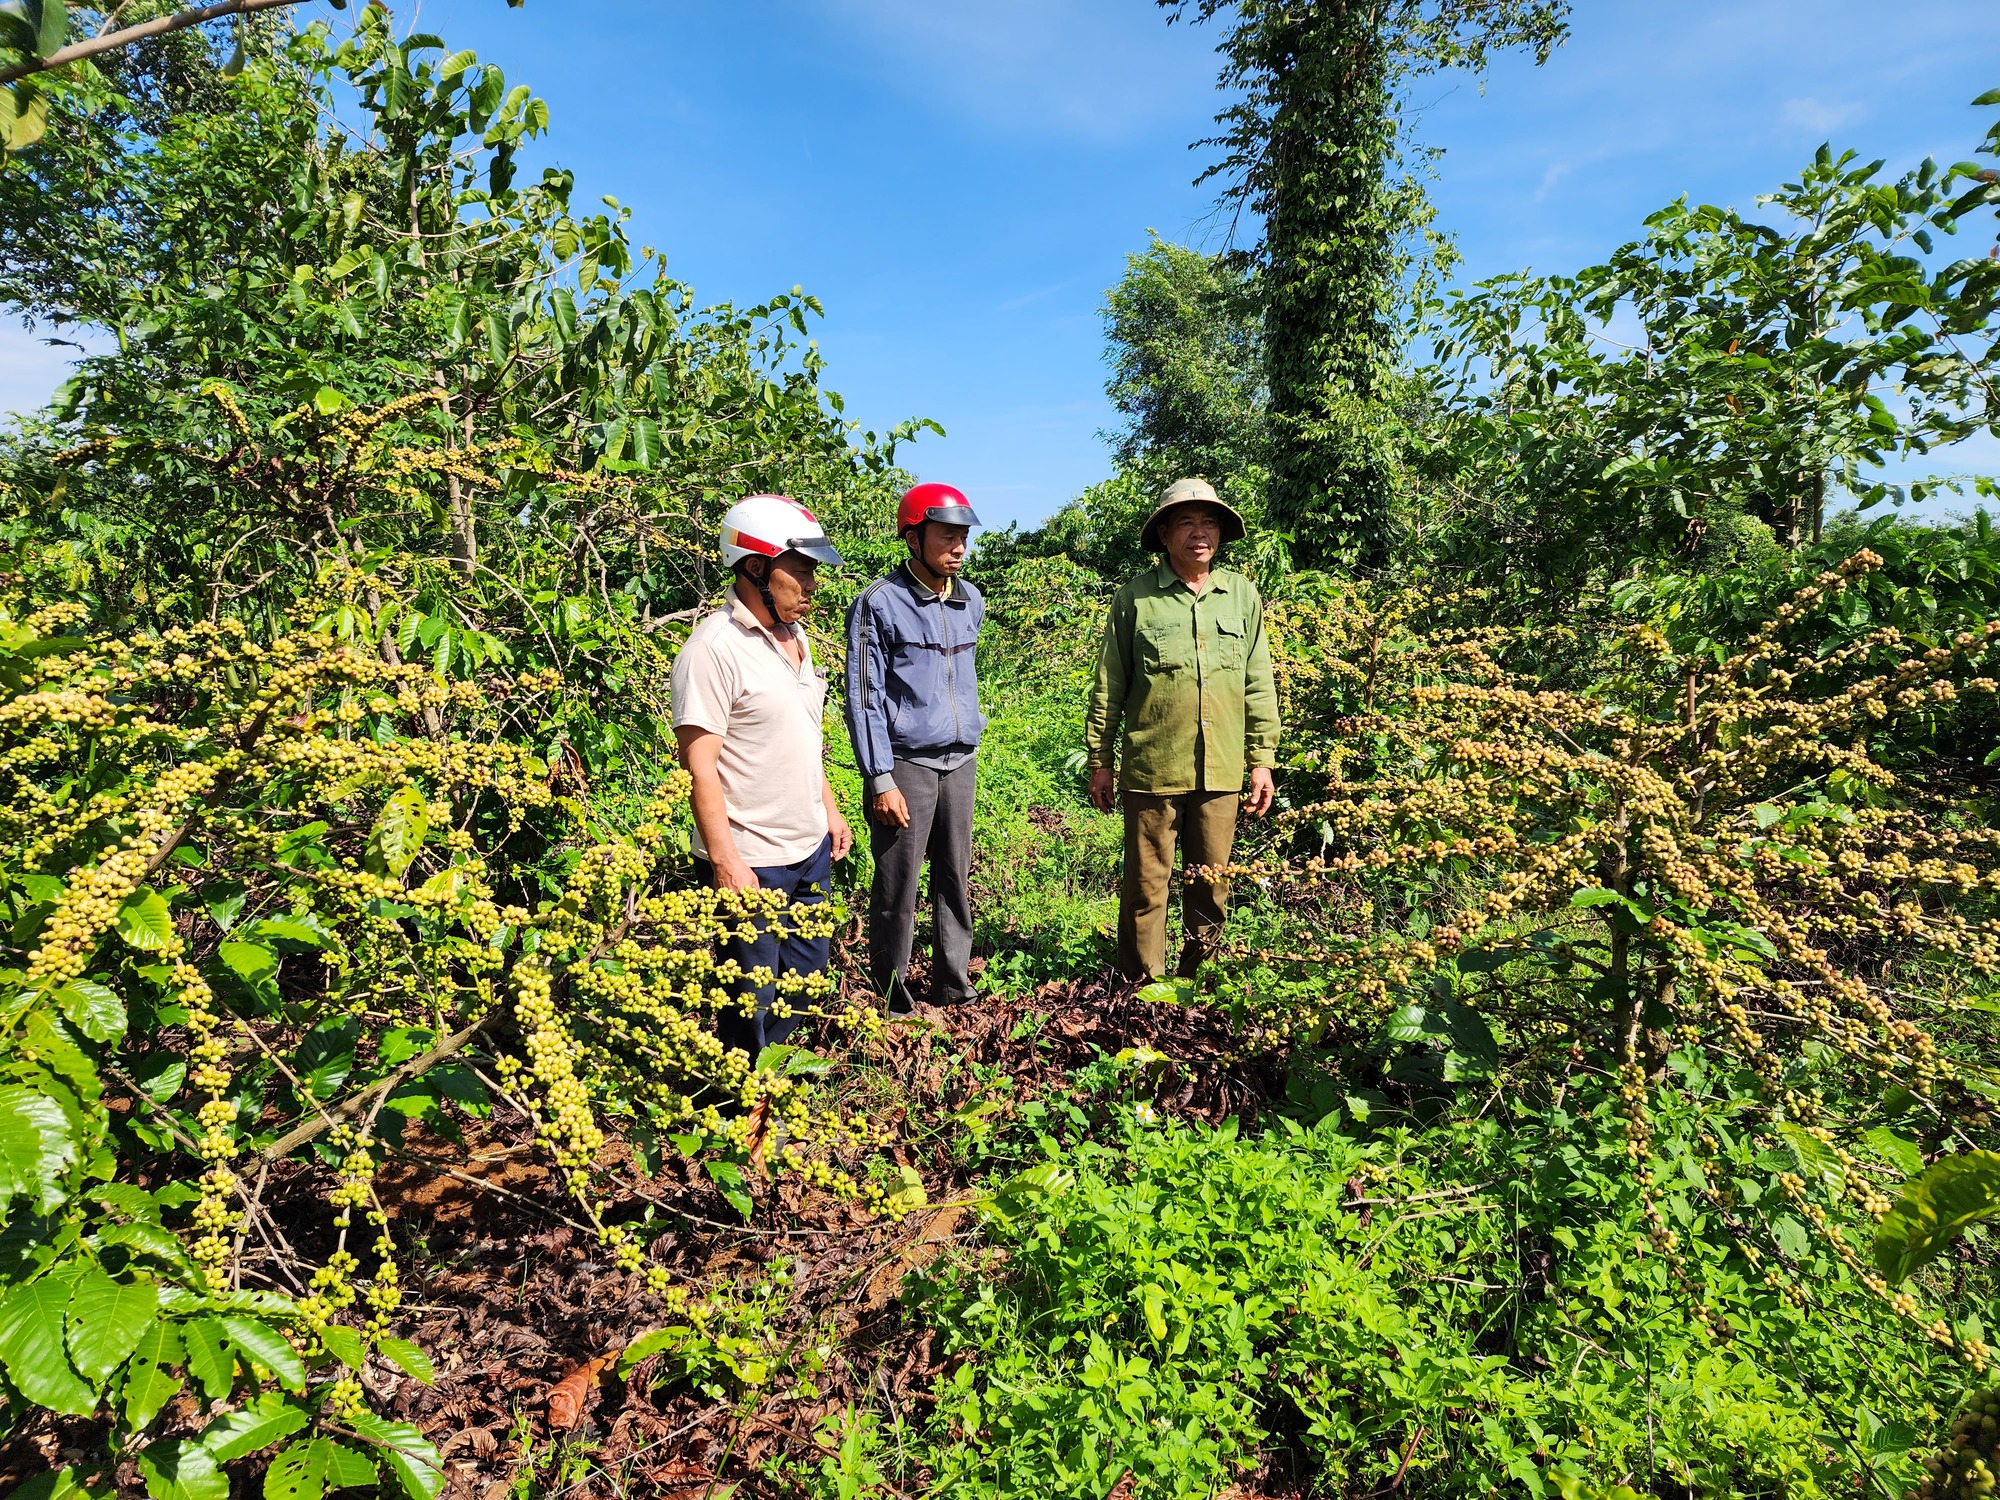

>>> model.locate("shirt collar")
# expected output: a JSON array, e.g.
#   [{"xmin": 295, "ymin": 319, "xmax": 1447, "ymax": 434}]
[
  {"xmin": 1155, "ymin": 560, "xmax": 1228, "ymax": 596},
  {"xmin": 900, "ymin": 560, "xmax": 954, "ymax": 603},
  {"xmin": 728, "ymin": 590, "xmax": 803, "ymax": 649}
]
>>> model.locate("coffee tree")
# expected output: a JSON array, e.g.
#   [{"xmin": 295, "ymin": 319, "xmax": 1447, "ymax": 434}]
[
  {"xmin": 1223, "ymin": 552, "xmax": 2000, "ymax": 1358},
  {"xmin": 0, "ymin": 587, "xmax": 885, "ymax": 1495},
  {"xmin": 0, "ymin": 381, "xmax": 895, "ymax": 1493}
]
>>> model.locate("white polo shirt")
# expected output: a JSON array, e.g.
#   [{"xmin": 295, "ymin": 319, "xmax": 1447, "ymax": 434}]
[{"xmin": 670, "ymin": 594, "xmax": 830, "ymax": 867}]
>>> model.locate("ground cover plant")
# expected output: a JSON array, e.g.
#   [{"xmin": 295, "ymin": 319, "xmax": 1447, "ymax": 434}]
[{"xmin": 3, "ymin": 5, "xmax": 2000, "ymax": 1500}]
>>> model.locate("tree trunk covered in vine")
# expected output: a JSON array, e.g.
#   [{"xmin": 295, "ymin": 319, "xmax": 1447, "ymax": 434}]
[
  {"xmin": 1168, "ymin": 0, "xmax": 1569, "ymax": 573},
  {"xmin": 1261, "ymin": 1, "xmax": 1398, "ymax": 572}
]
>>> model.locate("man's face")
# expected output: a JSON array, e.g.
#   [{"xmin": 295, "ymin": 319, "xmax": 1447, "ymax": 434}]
[
  {"xmin": 764, "ymin": 553, "xmax": 819, "ymax": 623},
  {"xmin": 1163, "ymin": 504, "xmax": 1223, "ymax": 570},
  {"xmin": 913, "ymin": 522, "xmax": 971, "ymax": 577}
]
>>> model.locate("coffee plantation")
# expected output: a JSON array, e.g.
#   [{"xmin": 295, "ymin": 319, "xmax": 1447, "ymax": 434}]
[{"xmin": 2, "ymin": 4, "xmax": 2000, "ymax": 1498}]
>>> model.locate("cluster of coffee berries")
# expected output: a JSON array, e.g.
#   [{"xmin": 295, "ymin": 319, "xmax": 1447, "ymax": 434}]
[{"xmin": 1912, "ymin": 1390, "xmax": 2000, "ymax": 1500}]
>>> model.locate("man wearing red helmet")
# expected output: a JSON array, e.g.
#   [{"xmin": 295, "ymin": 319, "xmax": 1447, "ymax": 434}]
[{"xmin": 844, "ymin": 483, "xmax": 986, "ymax": 1012}]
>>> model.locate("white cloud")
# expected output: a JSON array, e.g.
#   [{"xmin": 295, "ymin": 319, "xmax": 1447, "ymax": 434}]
[
  {"xmin": 1780, "ymin": 96, "xmax": 1865, "ymax": 138},
  {"xmin": 1531, "ymin": 160, "xmax": 1573, "ymax": 203}
]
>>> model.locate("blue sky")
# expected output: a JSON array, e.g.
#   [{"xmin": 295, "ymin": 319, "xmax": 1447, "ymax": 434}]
[{"xmin": 4, "ymin": 0, "xmax": 1999, "ymax": 528}]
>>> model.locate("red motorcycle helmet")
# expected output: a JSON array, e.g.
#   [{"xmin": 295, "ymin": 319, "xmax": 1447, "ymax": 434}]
[{"xmin": 896, "ymin": 482, "xmax": 981, "ymax": 536}]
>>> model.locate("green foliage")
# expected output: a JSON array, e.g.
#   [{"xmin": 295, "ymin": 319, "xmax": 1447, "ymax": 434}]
[
  {"xmin": 1102, "ymin": 235, "xmax": 1266, "ymax": 493},
  {"xmin": 0, "ymin": 0, "xmax": 68, "ymax": 149},
  {"xmin": 0, "ymin": 3, "xmax": 925, "ymax": 788},
  {"xmin": 958, "ymin": 553, "xmax": 1123, "ymax": 987},
  {"xmin": 0, "ymin": 7, "xmax": 916, "ymax": 1473},
  {"xmin": 0, "ymin": 578, "xmax": 888, "ymax": 1490},
  {"xmin": 1, "ymin": 8, "xmax": 1997, "ymax": 1500},
  {"xmin": 1420, "ymin": 106, "xmax": 2000, "ymax": 598},
  {"xmin": 943, "ymin": 497, "xmax": 2000, "ymax": 1495},
  {"xmin": 1587, "ymin": 512, "xmax": 2000, "ymax": 806},
  {"xmin": 970, "ymin": 472, "xmax": 1154, "ymax": 587},
  {"xmin": 362, "ymin": 785, "xmax": 430, "ymax": 879},
  {"xmin": 912, "ymin": 1081, "xmax": 1951, "ymax": 1499},
  {"xmin": 1877, "ymin": 1153, "xmax": 2000, "ymax": 1286}
]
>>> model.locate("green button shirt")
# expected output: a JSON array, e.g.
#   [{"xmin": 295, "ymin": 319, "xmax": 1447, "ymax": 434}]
[{"xmin": 1086, "ymin": 562, "xmax": 1280, "ymax": 795}]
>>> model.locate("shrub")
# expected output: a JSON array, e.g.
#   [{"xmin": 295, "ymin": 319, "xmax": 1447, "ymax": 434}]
[
  {"xmin": 914, "ymin": 1088, "xmax": 1940, "ymax": 1499},
  {"xmin": 1214, "ymin": 551, "xmax": 2000, "ymax": 1361}
]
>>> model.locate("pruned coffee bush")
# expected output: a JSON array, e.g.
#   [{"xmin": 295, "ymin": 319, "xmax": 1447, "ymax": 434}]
[{"xmin": 0, "ymin": 586, "xmax": 883, "ymax": 1491}]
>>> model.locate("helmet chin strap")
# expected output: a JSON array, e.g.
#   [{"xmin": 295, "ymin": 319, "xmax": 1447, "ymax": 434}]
[
  {"xmin": 904, "ymin": 524, "xmax": 943, "ymax": 592},
  {"xmin": 742, "ymin": 559, "xmax": 782, "ymax": 629}
]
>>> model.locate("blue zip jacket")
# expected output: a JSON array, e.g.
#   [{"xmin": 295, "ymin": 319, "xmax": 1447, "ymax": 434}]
[{"xmin": 844, "ymin": 563, "xmax": 986, "ymax": 796}]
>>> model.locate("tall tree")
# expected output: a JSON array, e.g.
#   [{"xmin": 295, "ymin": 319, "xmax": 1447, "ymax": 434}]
[
  {"xmin": 1102, "ymin": 234, "xmax": 1265, "ymax": 491},
  {"xmin": 1163, "ymin": 0, "xmax": 1567, "ymax": 571},
  {"xmin": 0, "ymin": 5, "xmax": 928, "ymax": 775}
]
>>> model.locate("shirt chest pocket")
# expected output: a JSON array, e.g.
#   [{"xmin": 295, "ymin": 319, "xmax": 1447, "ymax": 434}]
[
  {"xmin": 888, "ymin": 609, "xmax": 947, "ymax": 662},
  {"xmin": 1209, "ymin": 615, "xmax": 1247, "ymax": 671},
  {"xmin": 883, "ymin": 614, "xmax": 936, "ymax": 713},
  {"xmin": 1138, "ymin": 619, "xmax": 1194, "ymax": 674}
]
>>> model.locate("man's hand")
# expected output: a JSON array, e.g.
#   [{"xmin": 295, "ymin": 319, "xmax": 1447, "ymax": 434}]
[
  {"xmin": 710, "ymin": 855, "xmax": 760, "ymax": 892},
  {"xmin": 820, "ymin": 776, "xmax": 853, "ymax": 860},
  {"xmin": 870, "ymin": 787, "xmax": 911, "ymax": 829},
  {"xmin": 1088, "ymin": 766, "xmax": 1117, "ymax": 814},
  {"xmin": 1244, "ymin": 766, "xmax": 1275, "ymax": 818}
]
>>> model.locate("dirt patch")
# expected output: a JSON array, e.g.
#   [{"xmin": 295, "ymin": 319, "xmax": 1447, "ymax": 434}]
[{"xmin": 951, "ymin": 967, "xmax": 1288, "ymax": 1127}]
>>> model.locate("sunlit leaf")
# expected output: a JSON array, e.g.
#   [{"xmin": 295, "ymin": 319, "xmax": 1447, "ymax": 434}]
[
  {"xmin": 201, "ymin": 1391, "xmax": 310, "ymax": 1462},
  {"xmin": 0, "ymin": 1083, "xmax": 76, "ymax": 1214},
  {"xmin": 364, "ymin": 785, "xmax": 430, "ymax": 879},
  {"xmin": 116, "ymin": 890, "xmax": 176, "ymax": 951},
  {"xmin": 66, "ymin": 1269, "xmax": 158, "ymax": 1382},
  {"xmin": 1876, "ymin": 1151, "xmax": 2000, "ymax": 1285},
  {"xmin": 138, "ymin": 1439, "xmax": 227, "ymax": 1500},
  {"xmin": 0, "ymin": 1278, "xmax": 97, "ymax": 1416}
]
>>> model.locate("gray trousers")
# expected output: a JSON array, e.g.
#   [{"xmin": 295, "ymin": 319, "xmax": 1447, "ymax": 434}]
[{"xmin": 868, "ymin": 757, "xmax": 977, "ymax": 1006}]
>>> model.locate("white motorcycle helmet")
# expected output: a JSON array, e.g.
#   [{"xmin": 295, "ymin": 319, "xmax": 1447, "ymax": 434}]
[{"xmin": 719, "ymin": 494, "xmax": 843, "ymax": 570}]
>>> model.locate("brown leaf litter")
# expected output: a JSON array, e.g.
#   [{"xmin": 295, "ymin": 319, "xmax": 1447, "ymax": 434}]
[{"xmin": 0, "ymin": 966, "xmax": 1292, "ymax": 1498}]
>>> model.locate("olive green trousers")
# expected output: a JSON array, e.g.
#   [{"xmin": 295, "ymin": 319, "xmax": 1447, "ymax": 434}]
[{"xmin": 1118, "ymin": 789, "xmax": 1239, "ymax": 981}]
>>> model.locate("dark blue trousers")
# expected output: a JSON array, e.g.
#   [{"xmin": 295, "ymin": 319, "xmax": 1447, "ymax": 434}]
[{"xmin": 694, "ymin": 833, "xmax": 833, "ymax": 1060}]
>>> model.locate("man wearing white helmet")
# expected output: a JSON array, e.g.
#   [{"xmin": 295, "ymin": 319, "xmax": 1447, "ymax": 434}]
[{"xmin": 671, "ymin": 493, "xmax": 853, "ymax": 1058}]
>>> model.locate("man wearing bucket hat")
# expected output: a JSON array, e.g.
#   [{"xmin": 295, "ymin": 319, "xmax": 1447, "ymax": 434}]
[
  {"xmin": 845, "ymin": 482, "xmax": 987, "ymax": 1013},
  {"xmin": 1085, "ymin": 477, "xmax": 1279, "ymax": 981}
]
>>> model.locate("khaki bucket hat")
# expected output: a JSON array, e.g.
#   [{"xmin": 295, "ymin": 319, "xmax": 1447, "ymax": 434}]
[{"xmin": 1139, "ymin": 477, "xmax": 1248, "ymax": 552}]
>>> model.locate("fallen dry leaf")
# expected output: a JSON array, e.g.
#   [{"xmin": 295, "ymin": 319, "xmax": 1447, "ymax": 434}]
[
  {"xmin": 744, "ymin": 1096, "xmax": 773, "ymax": 1179},
  {"xmin": 860, "ymin": 1204, "xmax": 965, "ymax": 1313},
  {"xmin": 545, "ymin": 1348, "xmax": 621, "ymax": 1431}
]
